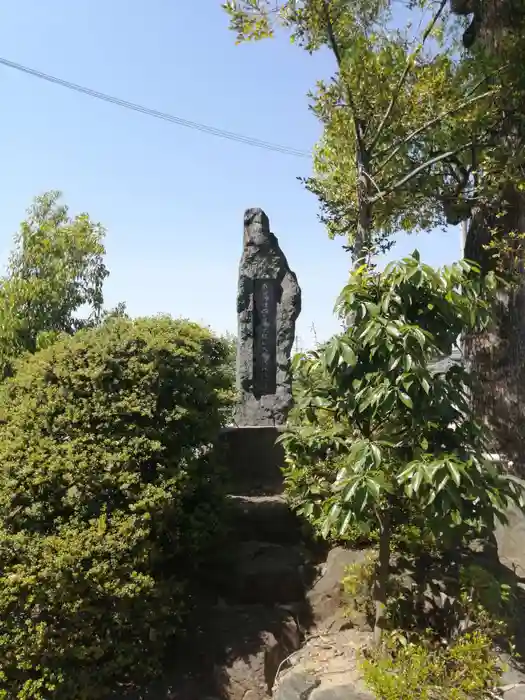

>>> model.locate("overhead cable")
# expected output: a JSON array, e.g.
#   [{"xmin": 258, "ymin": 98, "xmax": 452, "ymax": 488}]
[{"xmin": 0, "ymin": 56, "xmax": 311, "ymax": 158}]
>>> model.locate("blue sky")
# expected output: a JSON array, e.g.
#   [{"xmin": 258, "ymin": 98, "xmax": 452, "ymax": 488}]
[{"xmin": 0, "ymin": 0, "xmax": 460, "ymax": 346}]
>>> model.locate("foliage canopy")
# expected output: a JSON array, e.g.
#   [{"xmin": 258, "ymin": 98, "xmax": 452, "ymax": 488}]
[
  {"xmin": 223, "ymin": 1, "xmax": 512, "ymax": 262},
  {"xmin": 0, "ymin": 191, "xmax": 108, "ymax": 375}
]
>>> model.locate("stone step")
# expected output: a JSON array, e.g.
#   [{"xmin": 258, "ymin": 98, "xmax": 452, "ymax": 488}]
[
  {"xmin": 125, "ymin": 602, "xmax": 303, "ymax": 700},
  {"xmin": 219, "ymin": 426, "xmax": 286, "ymax": 496},
  {"xmin": 226, "ymin": 494, "xmax": 303, "ymax": 544},
  {"xmin": 216, "ymin": 541, "xmax": 312, "ymax": 606}
]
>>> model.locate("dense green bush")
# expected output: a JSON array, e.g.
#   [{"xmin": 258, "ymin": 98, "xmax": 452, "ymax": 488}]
[
  {"xmin": 218, "ymin": 330, "xmax": 237, "ymax": 424},
  {"xmin": 0, "ymin": 316, "xmax": 233, "ymax": 699},
  {"xmin": 362, "ymin": 630, "xmax": 502, "ymax": 699}
]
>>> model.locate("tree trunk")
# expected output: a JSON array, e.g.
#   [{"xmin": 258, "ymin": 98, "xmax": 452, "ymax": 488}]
[
  {"xmin": 463, "ymin": 196, "xmax": 525, "ymax": 473},
  {"xmin": 452, "ymin": 0, "xmax": 525, "ymax": 474},
  {"xmin": 354, "ymin": 149, "xmax": 373, "ymax": 267},
  {"xmin": 373, "ymin": 513, "xmax": 391, "ymax": 645}
]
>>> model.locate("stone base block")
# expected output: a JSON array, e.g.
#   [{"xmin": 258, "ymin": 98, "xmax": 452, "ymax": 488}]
[{"xmin": 219, "ymin": 425, "xmax": 286, "ymax": 496}]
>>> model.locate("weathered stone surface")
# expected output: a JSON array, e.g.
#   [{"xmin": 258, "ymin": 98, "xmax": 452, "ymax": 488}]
[
  {"xmin": 219, "ymin": 425, "xmax": 285, "ymax": 496},
  {"xmin": 502, "ymin": 683, "xmax": 525, "ymax": 700},
  {"xmin": 226, "ymin": 541, "xmax": 307, "ymax": 605},
  {"xmin": 307, "ymin": 547, "xmax": 372, "ymax": 629},
  {"xmin": 129, "ymin": 603, "xmax": 302, "ymax": 700},
  {"xmin": 496, "ymin": 504, "xmax": 525, "ymax": 577},
  {"xmin": 310, "ymin": 687, "xmax": 375, "ymax": 700},
  {"xmin": 273, "ymin": 672, "xmax": 320, "ymax": 700},
  {"xmin": 212, "ymin": 605, "xmax": 302, "ymax": 700},
  {"xmin": 235, "ymin": 208, "xmax": 301, "ymax": 427},
  {"xmin": 500, "ymin": 659, "xmax": 525, "ymax": 699},
  {"xmin": 273, "ymin": 629, "xmax": 373, "ymax": 700}
]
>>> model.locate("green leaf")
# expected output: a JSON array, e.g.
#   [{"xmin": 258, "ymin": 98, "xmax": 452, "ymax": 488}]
[
  {"xmin": 339, "ymin": 509, "xmax": 354, "ymax": 535},
  {"xmin": 397, "ymin": 463, "xmax": 416, "ymax": 483},
  {"xmin": 386, "ymin": 323, "xmax": 401, "ymax": 338},
  {"xmin": 370, "ymin": 443, "xmax": 381, "ymax": 467},
  {"xmin": 323, "ymin": 338, "xmax": 340, "ymax": 369},
  {"xmin": 412, "ymin": 467, "xmax": 424, "ymax": 494},
  {"xmin": 448, "ymin": 460, "xmax": 461, "ymax": 486},
  {"xmin": 343, "ymin": 479, "xmax": 361, "ymax": 502},
  {"xmin": 358, "ymin": 392, "xmax": 376, "ymax": 413},
  {"xmin": 389, "ymin": 356, "xmax": 401, "ymax": 371},
  {"xmin": 340, "ymin": 341, "xmax": 357, "ymax": 366},
  {"xmin": 436, "ymin": 474, "xmax": 449, "ymax": 493},
  {"xmin": 366, "ymin": 476, "xmax": 382, "ymax": 500},
  {"xmin": 336, "ymin": 465, "xmax": 349, "ymax": 483},
  {"xmin": 398, "ymin": 391, "xmax": 413, "ymax": 409}
]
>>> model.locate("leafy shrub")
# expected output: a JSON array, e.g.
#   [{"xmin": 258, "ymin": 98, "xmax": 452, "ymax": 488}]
[
  {"xmin": 0, "ymin": 316, "xmax": 233, "ymax": 699},
  {"xmin": 281, "ymin": 254, "xmax": 525, "ymax": 642},
  {"xmin": 362, "ymin": 630, "xmax": 502, "ymax": 699},
  {"xmin": 218, "ymin": 330, "xmax": 237, "ymax": 424},
  {"xmin": 348, "ymin": 557, "xmax": 512, "ymax": 698},
  {"xmin": 343, "ymin": 552, "xmax": 518, "ymax": 643},
  {"xmin": 341, "ymin": 553, "xmax": 377, "ymax": 623}
]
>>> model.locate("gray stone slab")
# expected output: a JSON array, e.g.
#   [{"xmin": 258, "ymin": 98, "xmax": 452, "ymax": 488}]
[{"xmin": 235, "ymin": 208, "xmax": 301, "ymax": 427}]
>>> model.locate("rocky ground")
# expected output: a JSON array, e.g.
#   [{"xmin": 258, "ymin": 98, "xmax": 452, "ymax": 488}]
[{"xmin": 118, "ymin": 494, "xmax": 525, "ymax": 700}]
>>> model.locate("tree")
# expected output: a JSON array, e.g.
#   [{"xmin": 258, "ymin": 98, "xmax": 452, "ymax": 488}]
[
  {"xmin": 223, "ymin": 0, "xmax": 499, "ymax": 263},
  {"xmin": 0, "ymin": 191, "xmax": 108, "ymax": 374},
  {"xmin": 223, "ymin": 1, "xmax": 525, "ymax": 469},
  {"xmin": 281, "ymin": 253, "xmax": 524, "ymax": 644}
]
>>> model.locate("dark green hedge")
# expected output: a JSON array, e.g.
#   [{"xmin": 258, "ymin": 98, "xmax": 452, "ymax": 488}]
[{"xmin": 0, "ymin": 316, "xmax": 233, "ymax": 699}]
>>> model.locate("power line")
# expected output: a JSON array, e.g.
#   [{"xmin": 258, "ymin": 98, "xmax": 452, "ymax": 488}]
[{"xmin": 0, "ymin": 56, "xmax": 311, "ymax": 159}]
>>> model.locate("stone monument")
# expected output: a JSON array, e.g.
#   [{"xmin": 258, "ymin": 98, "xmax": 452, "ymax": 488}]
[
  {"xmin": 236, "ymin": 208, "xmax": 301, "ymax": 427},
  {"xmin": 221, "ymin": 208, "xmax": 301, "ymax": 494}
]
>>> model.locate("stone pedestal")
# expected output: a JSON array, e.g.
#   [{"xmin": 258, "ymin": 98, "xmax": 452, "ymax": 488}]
[{"xmin": 219, "ymin": 425, "xmax": 286, "ymax": 495}]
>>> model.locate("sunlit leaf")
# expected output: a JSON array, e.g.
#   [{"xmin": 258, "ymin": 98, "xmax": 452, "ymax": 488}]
[{"xmin": 398, "ymin": 391, "xmax": 413, "ymax": 409}]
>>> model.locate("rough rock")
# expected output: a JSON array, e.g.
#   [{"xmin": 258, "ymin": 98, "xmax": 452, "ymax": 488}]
[
  {"xmin": 272, "ymin": 672, "xmax": 320, "ymax": 700},
  {"xmin": 307, "ymin": 547, "xmax": 372, "ymax": 630},
  {"xmin": 227, "ymin": 541, "xmax": 307, "ymax": 605},
  {"xmin": 219, "ymin": 426, "xmax": 286, "ymax": 497},
  {"xmin": 500, "ymin": 659, "xmax": 525, "ymax": 699},
  {"xmin": 235, "ymin": 208, "xmax": 301, "ymax": 427},
  {"xmin": 273, "ymin": 629, "xmax": 374, "ymax": 700},
  {"xmin": 496, "ymin": 504, "xmax": 525, "ymax": 577},
  {"xmin": 502, "ymin": 685, "xmax": 525, "ymax": 699},
  {"xmin": 213, "ymin": 605, "xmax": 302, "ymax": 700},
  {"xmin": 310, "ymin": 687, "xmax": 375, "ymax": 700},
  {"xmin": 135, "ymin": 604, "xmax": 302, "ymax": 700}
]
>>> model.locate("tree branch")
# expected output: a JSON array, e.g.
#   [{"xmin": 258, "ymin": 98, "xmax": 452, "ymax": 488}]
[
  {"xmin": 368, "ymin": 0, "xmax": 448, "ymax": 155},
  {"xmin": 321, "ymin": 0, "xmax": 366, "ymax": 156},
  {"xmin": 373, "ymin": 89, "xmax": 498, "ymax": 177},
  {"xmin": 370, "ymin": 143, "xmax": 481, "ymax": 204}
]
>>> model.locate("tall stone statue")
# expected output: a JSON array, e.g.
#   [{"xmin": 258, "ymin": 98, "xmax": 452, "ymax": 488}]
[{"xmin": 235, "ymin": 208, "xmax": 301, "ymax": 426}]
